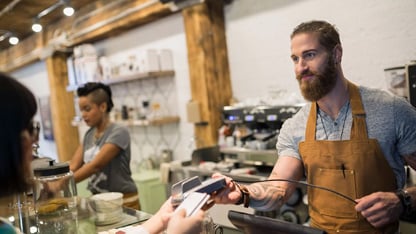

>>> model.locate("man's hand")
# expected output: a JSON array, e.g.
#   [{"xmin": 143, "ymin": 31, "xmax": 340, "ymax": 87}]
[
  {"xmin": 211, "ymin": 173, "xmax": 242, "ymax": 205},
  {"xmin": 355, "ymin": 191, "xmax": 402, "ymax": 228}
]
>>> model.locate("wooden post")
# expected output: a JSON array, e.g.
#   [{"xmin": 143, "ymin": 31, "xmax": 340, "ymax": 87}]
[
  {"xmin": 45, "ymin": 52, "xmax": 80, "ymax": 162},
  {"xmin": 182, "ymin": 0, "xmax": 232, "ymax": 148}
]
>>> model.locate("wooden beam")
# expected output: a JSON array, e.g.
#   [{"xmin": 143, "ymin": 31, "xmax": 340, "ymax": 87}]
[
  {"xmin": 0, "ymin": 0, "xmax": 174, "ymax": 164},
  {"xmin": 0, "ymin": 0, "xmax": 174, "ymax": 72},
  {"xmin": 182, "ymin": 0, "xmax": 232, "ymax": 148},
  {"xmin": 45, "ymin": 52, "xmax": 80, "ymax": 163},
  {"xmin": 66, "ymin": 0, "xmax": 173, "ymax": 46},
  {"xmin": 0, "ymin": 32, "xmax": 44, "ymax": 72}
]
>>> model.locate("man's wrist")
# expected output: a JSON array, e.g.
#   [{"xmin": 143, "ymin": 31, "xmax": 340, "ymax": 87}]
[
  {"xmin": 234, "ymin": 182, "xmax": 250, "ymax": 208},
  {"xmin": 395, "ymin": 189, "xmax": 412, "ymax": 217}
]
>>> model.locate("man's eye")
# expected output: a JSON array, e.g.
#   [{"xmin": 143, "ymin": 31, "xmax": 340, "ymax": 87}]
[
  {"xmin": 291, "ymin": 56, "xmax": 299, "ymax": 63},
  {"xmin": 304, "ymin": 52, "xmax": 316, "ymax": 60}
]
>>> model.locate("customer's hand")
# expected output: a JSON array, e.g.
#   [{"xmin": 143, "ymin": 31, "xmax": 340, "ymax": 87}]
[
  {"xmin": 167, "ymin": 208, "xmax": 205, "ymax": 234},
  {"xmin": 211, "ymin": 173, "xmax": 241, "ymax": 205},
  {"xmin": 355, "ymin": 191, "xmax": 402, "ymax": 228},
  {"xmin": 141, "ymin": 198, "xmax": 175, "ymax": 234}
]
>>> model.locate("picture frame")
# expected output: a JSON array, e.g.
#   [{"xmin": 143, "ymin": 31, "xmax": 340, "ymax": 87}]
[{"xmin": 38, "ymin": 96, "xmax": 54, "ymax": 141}]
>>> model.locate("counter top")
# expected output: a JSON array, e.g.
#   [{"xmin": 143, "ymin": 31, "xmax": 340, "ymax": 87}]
[
  {"xmin": 6, "ymin": 199, "xmax": 151, "ymax": 234},
  {"xmin": 96, "ymin": 207, "xmax": 151, "ymax": 233}
]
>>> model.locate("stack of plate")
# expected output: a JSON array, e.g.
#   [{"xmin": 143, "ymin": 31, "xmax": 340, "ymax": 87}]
[{"xmin": 90, "ymin": 192, "xmax": 123, "ymax": 225}]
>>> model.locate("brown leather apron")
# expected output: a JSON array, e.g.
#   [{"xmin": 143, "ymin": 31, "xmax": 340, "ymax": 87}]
[{"xmin": 298, "ymin": 82, "xmax": 398, "ymax": 233}]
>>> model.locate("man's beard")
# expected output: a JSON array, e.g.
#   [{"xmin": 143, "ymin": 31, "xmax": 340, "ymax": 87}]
[{"xmin": 297, "ymin": 56, "xmax": 337, "ymax": 102}]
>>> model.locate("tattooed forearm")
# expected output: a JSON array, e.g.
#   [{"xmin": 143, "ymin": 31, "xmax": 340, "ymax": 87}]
[{"xmin": 247, "ymin": 182, "xmax": 286, "ymax": 211}]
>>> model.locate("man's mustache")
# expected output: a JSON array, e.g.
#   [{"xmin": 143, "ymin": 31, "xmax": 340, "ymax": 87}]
[{"xmin": 297, "ymin": 70, "xmax": 315, "ymax": 80}]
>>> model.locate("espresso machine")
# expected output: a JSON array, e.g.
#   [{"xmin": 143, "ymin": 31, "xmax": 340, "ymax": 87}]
[
  {"xmin": 221, "ymin": 105, "xmax": 309, "ymax": 225},
  {"xmin": 221, "ymin": 105, "xmax": 302, "ymax": 166}
]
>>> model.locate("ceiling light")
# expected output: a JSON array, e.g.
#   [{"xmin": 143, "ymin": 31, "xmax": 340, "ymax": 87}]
[
  {"xmin": 32, "ymin": 22, "xmax": 43, "ymax": 32},
  {"xmin": 9, "ymin": 36, "xmax": 19, "ymax": 45},
  {"xmin": 0, "ymin": 30, "xmax": 12, "ymax": 42},
  {"xmin": 63, "ymin": 6, "xmax": 74, "ymax": 16},
  {"xmin": 0, "ymin": 30, "xmax": 19, "ymax": 46}
]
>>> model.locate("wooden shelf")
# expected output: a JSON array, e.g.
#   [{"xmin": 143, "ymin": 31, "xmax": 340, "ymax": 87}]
[
  {"xmin": 117, "ymin": 116, "xmax": 180, "ymax": 126},
  {"xmin": 71, "ymin": 116, "xmax": 180, "ymax": 127},
  {"xmin": 66, "ymin": 70, "xmax": 175, "ymax": 91}
]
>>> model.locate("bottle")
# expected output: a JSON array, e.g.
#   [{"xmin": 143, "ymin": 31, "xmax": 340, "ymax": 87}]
[
  {"xmin": 121, "ymin": 105, "xmax": 129, "ymax": 120},
  {"xmin": 128, "ymin": 107, "xmax": 137, "ymax": 121},
  {"xmin": 150, "ymin": 102, "xmax": 161, "ymax": 120},
  {"xmin": 140, "ymin": 101, "xmax": 150, "ymax": 120}
]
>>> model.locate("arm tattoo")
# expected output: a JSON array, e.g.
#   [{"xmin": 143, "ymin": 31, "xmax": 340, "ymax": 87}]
[{"xmin": 247, "ymin": 182, "xmax": 285, "ymax": 211}]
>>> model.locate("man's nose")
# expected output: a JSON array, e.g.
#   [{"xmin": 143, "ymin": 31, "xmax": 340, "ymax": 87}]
[{"xmin": 296, "ymin": 59, "xmax": 309, "ymax": 74}]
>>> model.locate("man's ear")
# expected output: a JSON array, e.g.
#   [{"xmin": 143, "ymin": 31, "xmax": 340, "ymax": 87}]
[{"xmin": 333, "ymin": 44, "xmax": 343, "ymax": 64}]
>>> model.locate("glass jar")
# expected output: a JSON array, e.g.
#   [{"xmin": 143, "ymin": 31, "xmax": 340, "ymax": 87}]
[{"xmin": 33, "ymin": 161, "xmax": 78, "ymax": 233}]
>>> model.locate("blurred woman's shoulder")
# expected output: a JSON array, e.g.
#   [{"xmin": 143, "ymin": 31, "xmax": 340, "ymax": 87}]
[{"xmin": 0, "ymin": 217, "xmax": 19, "ymax": 234}]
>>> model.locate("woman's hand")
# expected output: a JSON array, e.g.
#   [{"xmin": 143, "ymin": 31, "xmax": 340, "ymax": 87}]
[
  {"xmin": 141, "ymin": 198, "xmax": 175, "ymax": 234},
  {"xmin": 141, "ymin": 197, "xmax": 206, "ymax": 234},
  {"xmin": 167, "ymin": 208, "xmax": 205, "ymax": 234}
]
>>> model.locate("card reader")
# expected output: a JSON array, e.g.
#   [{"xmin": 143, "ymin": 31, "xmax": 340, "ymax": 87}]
[{"xmin": 171, "ymin": 176, "xmax": 226, "ymax": 206}]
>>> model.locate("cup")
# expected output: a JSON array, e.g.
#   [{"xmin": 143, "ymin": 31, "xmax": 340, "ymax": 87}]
[{"xmin": 161, "ymin": 149, "xmax": 173, "ymax": 163}]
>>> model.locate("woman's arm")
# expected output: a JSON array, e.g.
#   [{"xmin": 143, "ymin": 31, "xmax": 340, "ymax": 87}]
[
  {"xmin": 69, "ymin": 145, "xmax": 83, "ymax": 173},
  {"xmin": 72, "ymin": 143, "xmax": 121, "ymax": 183}
]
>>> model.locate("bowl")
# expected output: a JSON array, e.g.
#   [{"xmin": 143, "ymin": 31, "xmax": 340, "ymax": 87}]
[
  {"xmin": 95, "ymin": 207, "xmax": 123, "ymax": 225},
  {"xmin": 90, "ymin": 192, "xmax": 123, "ymax": 212}
]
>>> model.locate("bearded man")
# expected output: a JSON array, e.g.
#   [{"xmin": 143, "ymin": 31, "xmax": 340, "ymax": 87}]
[{"xmin": 213, "ymin": 20, "xmax": 416, "ymax": 234}]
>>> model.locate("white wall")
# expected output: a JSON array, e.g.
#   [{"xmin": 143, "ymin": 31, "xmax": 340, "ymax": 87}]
[
  {"xmin": 12, "ymin": 61, "xmax": 58, "ymax": 161},
  {"xmin": 225, "ymin": 0, "xmax": 416, "ymax": 100},
  {"xmin": 11, "ymin": 0, "xmax": 416, "ymax": 164},
  {"xmin": 93, "ymin": 13, "xmax": 194, "ymax": 165}
]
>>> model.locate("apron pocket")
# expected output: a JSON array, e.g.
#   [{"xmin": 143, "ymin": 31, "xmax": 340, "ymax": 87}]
[{"xmin": 309, "ymin": 167, "xmax": 358, "ymax": 218}]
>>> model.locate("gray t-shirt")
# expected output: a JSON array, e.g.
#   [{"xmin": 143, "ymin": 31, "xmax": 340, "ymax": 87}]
[
  {"xmin": 83, "ymin": 123, "xmax": 137, "ymax": 194},
  {"xmin": 277, "ymin": 86, "xmax": 416, "ymax": 188}
]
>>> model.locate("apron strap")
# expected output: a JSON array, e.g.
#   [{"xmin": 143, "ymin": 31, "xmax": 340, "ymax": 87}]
[
  {"xmin": 348, "ymin": 81, "xmax": 369, "ymax": 140},
  {"xmin": 305, "ymin": 102, "xmax": 317, "ymax": 141}
]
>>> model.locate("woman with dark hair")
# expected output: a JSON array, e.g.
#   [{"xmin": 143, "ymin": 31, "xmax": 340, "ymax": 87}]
[
  {"xmin": 0, "ymin": 73, "xmax": 38, "ymax": 233},
  {"xmin": 69, "ymin": 82, "xmax": 140, "ymax": 210},
  {"xmin": 0, "ymin": 73, "xmax": 37, "ymax": 198}
]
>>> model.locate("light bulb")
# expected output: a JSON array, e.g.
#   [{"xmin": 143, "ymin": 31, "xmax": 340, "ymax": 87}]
[
  {"xmin": 9, "ymin": 36, "xmax": 19, "ymax": 45},
  {"xmin": 63, "ymin": 6, "xmax": 74, "ymax": 16},
  {"xmin": 32, "ymin": 23, "xmax": 42, "ymax": 32}
]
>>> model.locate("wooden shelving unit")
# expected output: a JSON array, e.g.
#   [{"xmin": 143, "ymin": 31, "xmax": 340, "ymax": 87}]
[
  {"xmin": 70, "ymin": 68, "xmax": 180, "ymax": 155},
  {"xmin": 66, "ymin": 70, "xmax": 175, "ymax": 92},
  {"xmin": 118, "ymin": 116, "xmax": 180, "ymax": 127}
]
